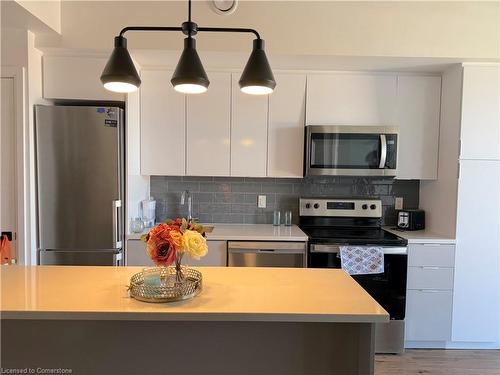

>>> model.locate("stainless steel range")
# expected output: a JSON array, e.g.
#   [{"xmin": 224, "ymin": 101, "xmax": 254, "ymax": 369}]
[{"xmin": 299, "ymin": 198, "xmax": 408, "ymax": 354}]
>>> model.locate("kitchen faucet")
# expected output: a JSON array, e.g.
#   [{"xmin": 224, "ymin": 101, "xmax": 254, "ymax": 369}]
[{"xmin": 180, "ymin": 190, "xmax": 193, "ymax": 222}]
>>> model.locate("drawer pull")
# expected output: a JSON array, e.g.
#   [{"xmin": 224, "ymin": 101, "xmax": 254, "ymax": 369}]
[
  {"xmin": 418, "ymin": 289, "xmax": 443, "ymax": 293},
  {"xmin": 420, "ymin": 266, "xmax": 441, "ymax": 270}
]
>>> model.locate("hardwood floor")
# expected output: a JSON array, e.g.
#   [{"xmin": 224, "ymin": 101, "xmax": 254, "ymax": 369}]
[{"xmin": 375, "ymin": 350, "xmax": 500, "ymax": 375}]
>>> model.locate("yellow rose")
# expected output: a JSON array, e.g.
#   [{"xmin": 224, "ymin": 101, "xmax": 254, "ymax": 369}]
[
  {"xmin": 169, "ymin": 230, "xmax": 184, "ymax": 252},
  {"xmin": 182, "ymin": 230, "xmax": 208, "ymax": 260}
]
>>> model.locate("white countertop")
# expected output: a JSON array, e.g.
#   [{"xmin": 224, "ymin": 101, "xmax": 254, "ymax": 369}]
[
  {"xmin": 0, "ymin": 266, "xmax": 388, "ymax": 323},
  {"xmin": 383, "ymin": 226, "xmax": 456, "ymax": 244},
  {"xmin": 127, "ymin": 224, "xmax": 309, "ymax": 242}
]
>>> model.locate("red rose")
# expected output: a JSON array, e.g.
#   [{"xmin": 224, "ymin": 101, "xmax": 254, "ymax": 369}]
[{"xmin": 146, "ymin": 223, "xmax": 181, "ymax": 266}]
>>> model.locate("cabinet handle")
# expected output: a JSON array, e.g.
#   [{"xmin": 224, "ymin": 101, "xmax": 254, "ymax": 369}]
[
  {"xmin": 420, "ymin": 266, "xmax": 440, "ymax": 270},
  {"xmin": 418, "ymin": 289, "xmax": 443, "ymax": 293}
]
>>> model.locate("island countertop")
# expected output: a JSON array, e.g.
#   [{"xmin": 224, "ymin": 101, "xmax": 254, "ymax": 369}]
[{"xmin": 0, "ymin": 266, "xmax": 388, "ymax": 323}]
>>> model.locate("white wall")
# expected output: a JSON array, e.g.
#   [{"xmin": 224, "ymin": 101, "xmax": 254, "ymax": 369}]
[
  {"xmin": 1, "ymin": 27, "xmax": 51, "ymax": 265},
  {"xmin": 15, "ymin": 0, "xmax": 61, "ymax": 33},
  {"xmin": 37, "ymin": 1, "xmax": 500, "ymax": 60},
  {"xmin": 126, "ymin": 87, "xmax": 149, "ymax": 232},
  {"xmin": 27, "ymin": 30, "xmax": 51, "ymax": 264},
  {"xmin": 419, "ymin": 64, "xmax": 462, "ymax": 237}
]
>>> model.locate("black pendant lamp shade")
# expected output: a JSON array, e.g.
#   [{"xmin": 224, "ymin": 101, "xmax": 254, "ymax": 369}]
[
  {"xmin": 171, "ymin": 37, "xmax": 210, "ymax": 94},
  {"xmin": 101, "ymin": 36, "xmax": 141, "ymax": 93},
  {"xmin": 239, "ymin": 39, "xmax": 276, "ymax": 95}
]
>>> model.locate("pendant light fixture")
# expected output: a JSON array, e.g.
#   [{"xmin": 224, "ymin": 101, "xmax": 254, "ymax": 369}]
[
  {"xmin": 101, "ymin": 0, "xmax": 275, "ymax": 95},
  {"xmin": 171, "ymin": 37, "xmax": 209, "ymax": 94},
  {"xmin": 100, "ymin": 36, "xmax": 141, "ymax": 93}
]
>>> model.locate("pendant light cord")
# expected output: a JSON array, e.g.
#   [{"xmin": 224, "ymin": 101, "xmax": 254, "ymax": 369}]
[{"xmin": 188, "ymin": 0, "xmax": 192, "ymax": 23}]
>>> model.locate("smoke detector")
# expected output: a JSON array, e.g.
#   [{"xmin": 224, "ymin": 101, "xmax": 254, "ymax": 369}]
[{"xmin": 210, "ymin": 0, "xmax": 238, "ymax": 15}]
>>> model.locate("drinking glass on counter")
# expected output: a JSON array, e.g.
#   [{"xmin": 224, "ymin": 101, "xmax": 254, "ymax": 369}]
[
  {"xmin": 130, "ymin": 217, "xmax": 145, "ymax": 233},
  {"xmin": 273, "ymin": 210, "xmax": 281, "ymax": 226},
  {"xmin": 284, "ymin": 210, "xmax": 293, "ymax": 226}
]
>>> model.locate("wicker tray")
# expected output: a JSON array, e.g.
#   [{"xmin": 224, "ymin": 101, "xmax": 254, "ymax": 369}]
[{"xmin": 128, "ymin": 266, "xmax": 202, "ymax": 303}]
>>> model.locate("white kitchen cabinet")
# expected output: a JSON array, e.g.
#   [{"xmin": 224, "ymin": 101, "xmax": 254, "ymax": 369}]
[
  {"xmin": 268, "ymin": 74, "xmax": 307, "ymax": 177},
  {"xmin": 406, "ymin": 290, "xmax": 453, "ymax": 342},
  {"xmin": 408, "ymin": 244, "xmax": 455, "ymax": 268},
  {"xmin": 306, "ymin": 73, "xmax": 397, "ymax": 126},
  {"xmin": 43, "ymin": 55, "xmax": 124, "ymax": 101},
  {"xmin": 187, "ymin": 240, "xmax": 227, "ymax": 267},
  {"xmin": 460, "ymin": 66, "xmax": 500, "ymax": 160},
  {"xmin": 186, "ymin": 72, "xmax": 231, "ymax": 176},
  {"xmin": 126, "ymin": 239, "xmax": 153, "ymax": 266},
  {"xmin": 452, "ymin": 159, "xmax": 500, "ymax": 343},
  {"xmin": 405, "ymin": 243, "xmax": 455, "ymax": 345},
  {"xmin": 407, "ymin": 267, "xmax": 454, "ymax": 290},
  {"xmin": 231, "ymin": 73, "xmax": 268, "ymax": 177},
  {"xmin": 396, "ymin": 76, "xmax": 441, "ymax": 179},
  {"xmin": 140, "ymin": 70, "xmax": 186, "ymax": 175}
]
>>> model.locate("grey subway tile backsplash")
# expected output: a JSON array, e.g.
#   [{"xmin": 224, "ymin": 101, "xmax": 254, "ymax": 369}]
[{"xmin": 151, "ymin": 176, "xmax": 419, "ymax": 226}]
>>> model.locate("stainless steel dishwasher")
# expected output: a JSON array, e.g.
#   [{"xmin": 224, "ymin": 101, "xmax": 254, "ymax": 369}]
[{"xmin": 227, "ymin": 241, "xmax": 307, "ymax": 268}]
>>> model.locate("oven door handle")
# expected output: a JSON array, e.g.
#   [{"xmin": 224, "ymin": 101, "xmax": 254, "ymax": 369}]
[
  {"xmin": 379, "ymin": 134, "xmax": 387, "ymax": 169},
  {"xmin": 310, "ymin": 244, "xmax": 408, "ymax": 255},
  {"xmin": 310, "ymin": 244, "xmax": 341, "ymax": 254}
]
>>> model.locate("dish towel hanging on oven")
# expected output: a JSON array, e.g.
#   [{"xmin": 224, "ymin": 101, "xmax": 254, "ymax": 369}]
[{"xmin": 340, "ymin": 246, "xmax": 384, "ymax": 275}]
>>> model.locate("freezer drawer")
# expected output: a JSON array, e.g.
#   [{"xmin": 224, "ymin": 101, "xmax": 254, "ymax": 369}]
[
  {"xmin": 227, "ymin": 242, "xmax": 306, "ymax": 268},
  {"xmin": 39, "ymin": 250, "xmax": 122, "ymax": 266}
]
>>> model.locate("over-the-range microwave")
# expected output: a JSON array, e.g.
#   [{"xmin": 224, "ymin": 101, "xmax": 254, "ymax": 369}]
[{"xmin": 305, "ymin": 125, "xmax": 399, "ymax": 176}]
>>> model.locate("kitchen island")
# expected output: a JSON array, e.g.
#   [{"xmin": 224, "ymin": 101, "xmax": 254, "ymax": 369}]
[{"xmin": 1, "ymin": 266, "xmax": 388, "ymax": 375}]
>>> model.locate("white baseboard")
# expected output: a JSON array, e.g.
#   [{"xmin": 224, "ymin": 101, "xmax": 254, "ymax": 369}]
[{"xmin": 405, "ymin": 341, "xmax": 500, "ymax": 349}]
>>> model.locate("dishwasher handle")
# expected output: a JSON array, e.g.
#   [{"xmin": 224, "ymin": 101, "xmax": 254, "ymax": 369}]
[{"xmin": 228, "ymin": 248, "xmax": 305, "ymax": 255}]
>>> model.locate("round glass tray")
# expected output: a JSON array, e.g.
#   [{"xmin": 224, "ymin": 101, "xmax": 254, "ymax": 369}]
[{"xmin": 128, "ymin": 266, "xmax": 202, "ymax": 303}]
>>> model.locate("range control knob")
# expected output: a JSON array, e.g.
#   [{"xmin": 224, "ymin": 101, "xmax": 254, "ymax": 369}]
[
  {"xmin": 313, "ymin": 203, "xmax": 320, "ymax": 209},
  {"xmin": 362, "ymin": 204, "xmax": 368, "ymax": 210},
  {"xmin": 305, "ymin": 203, "xmax": 311, "ymax": 209},
  {"xmin": 370, "ymin": 204, "xmax": 377, "ymax": 210}
]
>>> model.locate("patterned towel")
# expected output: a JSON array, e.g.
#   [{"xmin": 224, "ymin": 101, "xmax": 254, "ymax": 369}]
[{"xmin": 340, "ymin": 246, "xmax": 384, "ymax": 275}]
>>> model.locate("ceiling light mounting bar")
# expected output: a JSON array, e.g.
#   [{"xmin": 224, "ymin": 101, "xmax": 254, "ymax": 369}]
[{"xmin": 118, "ymin": 26, "xmax": 260, "ymax": 40}]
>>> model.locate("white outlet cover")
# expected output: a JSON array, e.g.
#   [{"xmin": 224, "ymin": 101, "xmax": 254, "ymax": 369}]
[
  {"xmin": 258, "ymin": 195, "xmax": 266, "ymax": 208},
  {"xmin": 395, "ymin": 197, "xmax": 404, "ymax": 210}
]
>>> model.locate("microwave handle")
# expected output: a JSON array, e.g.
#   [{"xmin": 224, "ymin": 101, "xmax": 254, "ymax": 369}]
[{"xmin": 379, "ymin": 134, "xmax": 387, "ymax": 169}]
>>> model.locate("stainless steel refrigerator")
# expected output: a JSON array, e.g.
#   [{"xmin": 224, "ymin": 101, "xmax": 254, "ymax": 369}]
[{"xmin": 35, "ymin": 105, "xmax": 124, "ymax": 265}]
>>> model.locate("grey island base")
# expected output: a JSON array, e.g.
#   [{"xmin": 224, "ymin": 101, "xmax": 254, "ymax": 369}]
[{"xmin": 1, "ymin": 266, "xmax": 388, "ymax": 375}]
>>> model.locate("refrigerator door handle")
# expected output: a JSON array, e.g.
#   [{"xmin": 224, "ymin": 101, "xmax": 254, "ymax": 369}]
[{"xmin": 112, "ymin": 200, "xmax": 122, "ymax": 249}]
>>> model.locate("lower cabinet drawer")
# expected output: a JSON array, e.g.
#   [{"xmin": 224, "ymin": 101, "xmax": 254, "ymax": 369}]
[
  {"xmin": 408, "ymin": 244, "xmax": 455, "ymax": 267},
  {"xmin": 407, "ymin": 267, "xmax": 454, "ymax": 290},
  {"xmin": 405, "ymin": 289, "xmax": 452, "ymax": 341}
]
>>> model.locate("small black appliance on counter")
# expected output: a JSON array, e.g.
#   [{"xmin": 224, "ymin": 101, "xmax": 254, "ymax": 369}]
[{"xmin": 397, "ymin": 209, "xmax": 425, "ymax": 231}]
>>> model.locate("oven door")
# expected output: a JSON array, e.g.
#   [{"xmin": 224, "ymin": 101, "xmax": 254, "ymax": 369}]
[
  {"xmin": 305, "ymin": 125, "xmax": 398, "ymax": 176},
  {"xmin": 308, "ymin": 243, "xmax": 407, "ymax": 320}
]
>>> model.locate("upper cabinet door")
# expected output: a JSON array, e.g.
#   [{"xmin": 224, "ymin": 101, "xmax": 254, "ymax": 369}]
[
  {"xmin": 186, "ymin": 72, "xmax": 231, "ymax": 176},
  {"xmin": 396, "ymin": 75, "xmax": 441, "ymax": 180},
  {"xmin": 231, "ymin": 73, "xmax": 268, "ymax": 177},
  {"xmin": 268, "ymin": 74, "xmax": 307, "ymax": 178},
  {"xmin": 140, "ymin": 70, "xmax": 186, "ymax": 176},
  {"xmin": 306, "ymin": 73, "xmax": 397, "ymax": 125},
  {"xmin": 460, "ymin": 66, "xmax": 500, "ymax": 160}
]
